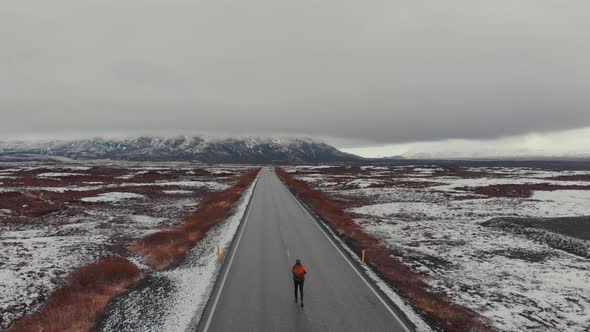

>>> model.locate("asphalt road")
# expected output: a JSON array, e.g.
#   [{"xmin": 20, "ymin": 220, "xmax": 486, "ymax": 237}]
[{"xmin": 198, "ymin": 168, "xmax": 411, "ymax": 332}]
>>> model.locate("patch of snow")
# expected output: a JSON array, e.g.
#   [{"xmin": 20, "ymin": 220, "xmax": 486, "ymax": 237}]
[
  {"xmin": 466, "ymin": 167, "xmax": 590, "ymax": 179},
  {"xmin": 2, "ymin": 229, "xmax": 47, "ymax": 239},
  {"xmin": 523, "ymin": 190, "xmax": 590, "ymax": 217},
  {"xmin": 127, "ymin": 256, "xmax": 150, "ymax": 271},
  {"xmin": 63, "ymin": 166, "xmax": 91, "ymax": 171},
  {"xmin": 294, "ymin": 165, "xmax": 334, "ymax": 170},
  {"xmin": 163, "ymin": 190, "xmax": 193, "ymax": 195},
  {"xmin": 413, "ymin": 167, "xmax": 442, "ymax": 174},
  {"xmin": 0, "ymin": 209, "xmax": 12, "ymax": 215},
  {"xmin": 129, "ymin": 215, "xmax": 167, "ymax": 225},
  {"xmin": 532, "ymin": 190, "xmax": 590, "ymax": 206},
  {"xmin": 297, "ymin": 175, "xmax": 339, "ymax": 188},
  {"xmin": 29, "ymin": 185, "xmax": 114, "ymax": 193},
  {"xmin": 37, "ymin": 172, "xmax": 86, "ymax": 178},
  {"xmin": 81, "ymin": 192, "xmax": 145, "ymax": 203},
  {"xmin": 347, "ymin": 178, "xmax": 383, "ymax": 188},
  {"xmin": 360, "ymin": 166, "xmax": 389, "ymax": 171},
  {"xmin": 209, "ymin": 169, "xmax": 234, "ymax": 175},
  {"xmin": 116, "ymin": 171, "xmax": 148, "ymax": 179},
  {"xmin": 151, "ymin": 181, "xmax": 229, "ymax": 191},
  {"xmin": 0, "ymin": 270, "xmax": 23, "ymax": 304},
  {"xmin": 351, "ymin": 202, "xmax": 449, "ymax": 219},
  {"xmin": 430, "ymin": 176, "xmax": 590, "ymax": 193},
  {"xmin": 3, "ymin": 179, "xmax": 229, "ymax": 194},
  {"xmin": 0, "ymin": 168, "xmax": 23, "ymax": 172}
]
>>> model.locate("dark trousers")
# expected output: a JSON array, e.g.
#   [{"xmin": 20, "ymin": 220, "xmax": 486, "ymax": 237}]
[{"xmin": 294, "ymin": 280, "xmax": 304, "ymax": 302}]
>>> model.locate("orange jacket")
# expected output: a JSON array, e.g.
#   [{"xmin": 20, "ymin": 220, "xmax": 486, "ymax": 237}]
[{"xmin": 292, "ymin": 264, "xmax": 306, "ymax": 282}]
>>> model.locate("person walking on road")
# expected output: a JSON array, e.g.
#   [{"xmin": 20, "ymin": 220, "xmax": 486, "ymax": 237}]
[{"xmin": 292, "ymin": 259, "xmax": 306, "ymax": 307}]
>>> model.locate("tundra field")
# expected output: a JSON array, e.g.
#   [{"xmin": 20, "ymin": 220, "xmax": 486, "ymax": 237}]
[
  {"xmin": 284, "ymin": 165, "xmax": 590, "ymax": 331},
  {"xmin": 2, "ymin": 162, "xmax": 590, "ymax": 331},
  {"xmin": 0, "ymin": 162, "xmax": 256, "ymax": 330}
]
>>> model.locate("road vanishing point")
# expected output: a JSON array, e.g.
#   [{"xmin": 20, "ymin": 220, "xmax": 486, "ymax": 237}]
[{"xmin": 198, "ymin": 168, "xmax": 412, "ymax": 332}]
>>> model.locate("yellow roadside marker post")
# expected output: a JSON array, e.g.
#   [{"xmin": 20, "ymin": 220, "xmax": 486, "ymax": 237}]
[
  {"xmin": 217, "ymin": 246, "xmax": 222, "ymax": 261},
  {"xmin": 361, "ymin": 250, "xmax": 366, "ymax": 266}
]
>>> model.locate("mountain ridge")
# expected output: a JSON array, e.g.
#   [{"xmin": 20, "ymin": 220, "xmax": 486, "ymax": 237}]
[{"xmin": 0, "ymin": 136, "xmax": 363, "ymax": 164}]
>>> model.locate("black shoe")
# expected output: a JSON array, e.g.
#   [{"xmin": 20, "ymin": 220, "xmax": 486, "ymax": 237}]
[{"xmin": 301, "ymin": 302, "xmax": 304, "ymax": 308}]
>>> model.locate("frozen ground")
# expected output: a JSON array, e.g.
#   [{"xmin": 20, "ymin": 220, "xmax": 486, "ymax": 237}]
[
  {"xmin": 0, "ymin": 162, "xmax": 251, "ymax": 330},
  {"xmin": 288, "ymin": 165, "xmax": 590, "ymax": 332}
]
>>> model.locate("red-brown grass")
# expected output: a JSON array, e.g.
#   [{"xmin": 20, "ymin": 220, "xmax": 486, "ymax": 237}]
[
  {"xmin": 8, "ymin": 256, "xmax": 142, "ymax": 332},
  {"xmin": 132, "ymin": 169, "xmax": 260, "ymax": 270},
  {"xmin": 276, "ymin": 168, "xmax": 491, "ymax": 332},
  {"xmin": 0, "ymin": 191, "xmax": 63, "ymax": 216}
]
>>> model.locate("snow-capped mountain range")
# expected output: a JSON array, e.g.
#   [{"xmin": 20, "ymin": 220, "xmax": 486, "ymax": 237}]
[{"xmin": 0, "ymin": 136, "xmax": 363, "ymax": 164}]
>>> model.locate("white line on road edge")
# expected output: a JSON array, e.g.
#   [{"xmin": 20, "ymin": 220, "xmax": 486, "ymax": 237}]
[
  {"xmin": 278, "ymin": 174, "xmax": 412, "ymax": 332},
  {"xmin": 202, "ymin": 171, "xmax": 259, "ymax": 332}
]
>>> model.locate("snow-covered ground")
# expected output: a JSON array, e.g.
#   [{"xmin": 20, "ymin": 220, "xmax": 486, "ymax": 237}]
[
  {"xmin": 0, "ymin": 162, "xmax": 251, "ymax": 330},
  {"xmin": 288, "ymin": 165, "xmax": 590, "ymax": 332}
]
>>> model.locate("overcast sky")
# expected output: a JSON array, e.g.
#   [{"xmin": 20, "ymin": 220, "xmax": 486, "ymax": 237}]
[{"xmin": 1, "ymin": 0, "xmax": 589, "ymax": 156}]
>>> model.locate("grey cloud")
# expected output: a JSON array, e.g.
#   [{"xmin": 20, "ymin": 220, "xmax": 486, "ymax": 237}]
[{"xmin": 1, "ymin": 0, "xmax": 590, "ymax": 144}]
